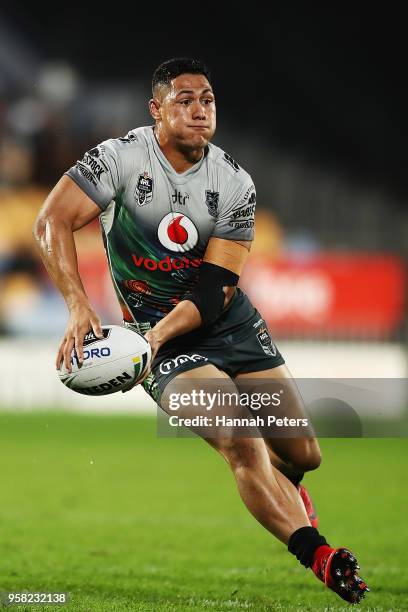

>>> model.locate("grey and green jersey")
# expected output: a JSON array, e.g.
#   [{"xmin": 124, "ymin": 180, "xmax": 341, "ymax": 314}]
[{"xmin": 65, "ymin": 126, "xmax": 256, "ymax": 324}]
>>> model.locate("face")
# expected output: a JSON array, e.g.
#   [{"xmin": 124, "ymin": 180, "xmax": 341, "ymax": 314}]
[{"xmin": 150, "ymin": 73, "xmax": 216, "ymax": 149}]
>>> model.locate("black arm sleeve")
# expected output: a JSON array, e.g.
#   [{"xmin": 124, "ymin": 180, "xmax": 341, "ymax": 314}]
[{"xmin": 181, "ymin": 262, "xmax": 239, "ymax": 326}]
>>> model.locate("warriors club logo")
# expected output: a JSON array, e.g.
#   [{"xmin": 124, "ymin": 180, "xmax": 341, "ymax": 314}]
[
  {"xmin": 205, "ymin": 190, "xmax": 219, "ymax": 217},
  {"xmin": 157, "ymin": 212, "xmax": 199, "ymax": 252}
]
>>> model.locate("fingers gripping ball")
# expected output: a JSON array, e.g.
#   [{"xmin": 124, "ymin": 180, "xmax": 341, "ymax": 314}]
[{"xmin": 58, "ymin": 325, "xmax": 151, "ymax": 395}]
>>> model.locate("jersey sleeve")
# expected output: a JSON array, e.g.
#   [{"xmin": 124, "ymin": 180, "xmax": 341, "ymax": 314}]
[
  {"xmin": 64, "ymin": 141, "xmax": 121, "ymax": 211},
  {"xmin": 212, "ymin": 174, "xmax": 256, "ymax": 241}
]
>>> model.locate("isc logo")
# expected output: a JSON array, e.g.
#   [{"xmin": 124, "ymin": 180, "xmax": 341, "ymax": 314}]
[{"xmin": 71, "ymin": 347, "xmax": 111, "ymax": 365}]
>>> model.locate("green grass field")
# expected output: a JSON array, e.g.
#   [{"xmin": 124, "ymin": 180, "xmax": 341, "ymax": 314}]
[{"xmin": 0, "ymin": 412, "xmax": 407, "ymax": 611}]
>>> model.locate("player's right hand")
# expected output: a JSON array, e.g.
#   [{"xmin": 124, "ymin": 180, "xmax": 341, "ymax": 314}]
[{"xmin": 56, "ymin": 303, "xmax": 103, "ymax": 372}]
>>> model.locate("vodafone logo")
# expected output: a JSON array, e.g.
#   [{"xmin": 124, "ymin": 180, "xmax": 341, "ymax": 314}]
[{"xmin": 158, "ymin": 213, "xmax": 198, "ymax": 252}]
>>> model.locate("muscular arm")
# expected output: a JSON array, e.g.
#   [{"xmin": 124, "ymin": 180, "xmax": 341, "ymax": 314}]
[
  {"xmin": 145, "ymin": 237, "xmax": 250, "ymax": 358},
  {"xmin": 33, "ymin": 175, "xmax": 103, "ymax": 370}
]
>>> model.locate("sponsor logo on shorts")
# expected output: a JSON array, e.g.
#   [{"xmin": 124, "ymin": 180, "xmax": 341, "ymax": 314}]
[
  {"xmin": 159, "ymin": 354, "xmax": 208, "ymax": 375},
  {"xmin": 134, "ymin": 172, "xmax": 153, "ymax": 206},
  {"xmin": 256, "ymin": 327, "xmax": 277, "ymax": 357},
  {"xmin": 158, "ymin": 213, "xmax": 199, "ymax": 252}
]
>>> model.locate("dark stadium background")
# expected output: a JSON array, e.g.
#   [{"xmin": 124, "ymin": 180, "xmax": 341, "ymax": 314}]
[
  {"xmin": 0, "ymin": 7, "xmax": 407, "ymax": 611},
  {"xmin": 2, "ymin": 7, "xmax": 408, "ymax": 196}
]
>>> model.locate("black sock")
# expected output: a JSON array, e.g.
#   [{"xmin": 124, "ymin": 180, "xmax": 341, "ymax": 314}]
[
  {"xmin": 288, "ymin": 526, "xmax": 328, "ymax": 568},
  {"xmin": 287, "ymin": 472, "xmax": 304, "ymax": 488}
]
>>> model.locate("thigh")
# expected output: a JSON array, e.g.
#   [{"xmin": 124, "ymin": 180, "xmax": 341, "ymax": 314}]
[
  {"xmin": 160, "ymin": 364, "xmax": 271, "ymax": 463},
  {"xmin": 161, "ymin": 363, "xmax": 231, "ymax": 413},
  {"xmin": 161, "ymin": 362, "xmax": 240, "ymax": 438},
  {"xmin": 235, "ymin": 364, "xmax": 321, "ymax": 471}
]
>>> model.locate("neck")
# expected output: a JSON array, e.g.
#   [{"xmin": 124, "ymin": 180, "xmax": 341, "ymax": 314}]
[{"xmin": 154, "ymin": 125, "xmax": 204, "ymax": 173}]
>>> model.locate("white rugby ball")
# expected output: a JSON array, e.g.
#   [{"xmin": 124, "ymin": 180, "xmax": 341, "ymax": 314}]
[{"xmin": 58, "ymin": 325, "xmax": 151, "ymax": 395}]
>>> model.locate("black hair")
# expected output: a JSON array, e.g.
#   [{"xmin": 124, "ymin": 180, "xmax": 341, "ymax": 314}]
[{"xmin": 152, "ymin": 58, "xmax": 211, "ymax": 95}]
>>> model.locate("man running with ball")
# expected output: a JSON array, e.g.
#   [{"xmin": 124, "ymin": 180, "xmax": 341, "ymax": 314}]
[{"xmin": 34, "ymin": 57, "xmax": 369, "ymax": 604}]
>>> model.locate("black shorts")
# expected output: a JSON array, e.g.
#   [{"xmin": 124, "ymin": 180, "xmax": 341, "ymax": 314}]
[{"xmin": 140, "ymin": 289, "xmax": 285, "ymax": 403}]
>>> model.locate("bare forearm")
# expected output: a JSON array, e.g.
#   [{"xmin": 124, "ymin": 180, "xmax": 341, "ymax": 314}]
[
  {"xmin": 145, "ymin": 287, "xmax": 236, "ymax": 359},
  {"xmin": 33, "ymin": 216, "xmax": 90, "ymax": 310},
  {"xmin": 33, "ymin": 178, "xmax": 103, "ymax": 371}
]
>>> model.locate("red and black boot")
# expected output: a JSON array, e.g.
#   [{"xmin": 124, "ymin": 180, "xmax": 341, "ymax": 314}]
[
  {"xmin": 312, "ymin": 545, "xmax": 370, "ymax": 604},
  {"xmin": 288, "ymin": 527, "xmax": 370, "ymax": 605}
]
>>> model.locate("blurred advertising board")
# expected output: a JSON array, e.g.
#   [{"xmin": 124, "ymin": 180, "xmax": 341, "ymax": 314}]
[
  {"xmin": 77, "ymin": 246, "xmax": 405, "ymax": 339},
  {"xmin": 240, "ymin": 254, "xmax": 406, "ymax": 338}
]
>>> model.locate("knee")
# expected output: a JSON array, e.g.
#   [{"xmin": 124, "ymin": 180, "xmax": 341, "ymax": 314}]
[
  {"xmin": 218, "ymin": 438, "xmax": 265, "ymax": 471},
  {"xmin": 290, "ymin": 440, "xmax": 322, "ymax": 472}
]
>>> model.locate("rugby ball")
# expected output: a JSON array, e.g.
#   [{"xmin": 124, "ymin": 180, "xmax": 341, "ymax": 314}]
[{"xmin": 58, "ymin": 325, "xmax": 151, "ymax": 395}]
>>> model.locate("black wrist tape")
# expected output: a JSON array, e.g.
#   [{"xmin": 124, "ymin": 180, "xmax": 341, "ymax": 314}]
[{"xmin": 288, "ymin": 526, "xmax": 328, "ymax": 568}]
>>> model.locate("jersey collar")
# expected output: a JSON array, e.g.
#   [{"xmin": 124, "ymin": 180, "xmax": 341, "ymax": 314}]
[{"xmin": 148, "ymin": 126, "xmax": 207, "ymax": 185}]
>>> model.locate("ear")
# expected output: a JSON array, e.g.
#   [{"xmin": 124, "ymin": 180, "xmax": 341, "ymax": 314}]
[{"xmin": 149, "ymin": 98, "xmax": 162, "ymax": 121}]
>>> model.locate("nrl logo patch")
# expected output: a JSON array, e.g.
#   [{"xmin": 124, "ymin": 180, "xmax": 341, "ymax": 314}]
[
  {"xmin": 134, "ymin": 172, "xmax": 153, "ymax": 206},
  {"xmin": 205, "ymin": 190, "xmax": 219, "ymax": 217}
]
